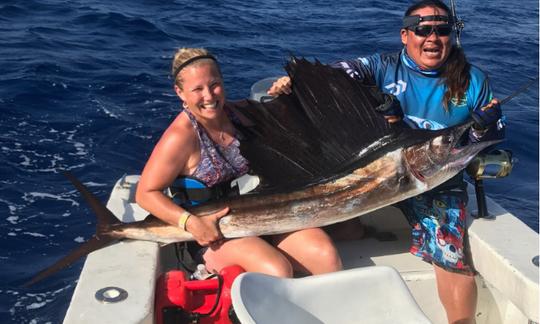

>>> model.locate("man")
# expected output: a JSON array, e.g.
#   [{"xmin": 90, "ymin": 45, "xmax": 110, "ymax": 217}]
[{"xmin": 268, "ymin": 1, "xmax": 504, "ymax": 323}]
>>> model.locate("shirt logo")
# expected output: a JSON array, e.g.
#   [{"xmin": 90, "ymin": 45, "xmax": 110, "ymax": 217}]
[
  {"xmin": 405, "ymin": 115, "xmax": 447, "ymax": 130},
  {"xmin": 450, "ymin": 94, "xmax": 468, "ymax": 108},
  {"xmin": 385, "ymin": 80, "xmax": 407, "ymax": 96}
]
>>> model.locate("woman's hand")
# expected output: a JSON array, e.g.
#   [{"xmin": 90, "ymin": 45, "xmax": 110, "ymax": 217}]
[
  {"xmin": 267, "ymin": 76, "xmax": 292, "ymax": 96},
  {"xmin": 185, "ymin": 207, "xmax": 230, "ymax": 246}
]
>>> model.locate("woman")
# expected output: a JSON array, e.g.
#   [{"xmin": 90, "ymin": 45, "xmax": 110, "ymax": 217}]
[{"xmin": 136, "ymin": 47, "xmax": 342, "ymax": 277}]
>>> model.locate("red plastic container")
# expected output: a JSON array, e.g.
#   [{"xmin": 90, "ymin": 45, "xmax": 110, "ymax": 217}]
[{"xmin": 155, "ymin": 265, "xmax": 245, "ymax": 324}]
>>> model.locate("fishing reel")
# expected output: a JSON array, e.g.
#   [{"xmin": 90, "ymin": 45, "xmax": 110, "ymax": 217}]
[
  {"xmin": 467, "ymin": 149, "xmax": 513, "ymax": 180},
  {"xmin": 466, "ymin": 149, "xmax": 515, "ymax": 218}
]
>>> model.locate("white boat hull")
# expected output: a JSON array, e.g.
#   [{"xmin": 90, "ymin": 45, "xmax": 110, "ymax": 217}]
[{"xmin": 63, "ymin": 176, "xmax": 539, "ymax": 324}]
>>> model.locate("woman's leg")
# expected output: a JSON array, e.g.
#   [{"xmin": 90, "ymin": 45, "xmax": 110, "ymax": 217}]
[
  {"xmin": 271, "ymin": 228, "xmax": 342, "ymax": 275},
  {"xmin": 203, "ymin": 236, "xmax": 293, "ymax": 277},
  {"xmin": 434, "ymin": 264, "xmax": 477, "ymax": 324}
]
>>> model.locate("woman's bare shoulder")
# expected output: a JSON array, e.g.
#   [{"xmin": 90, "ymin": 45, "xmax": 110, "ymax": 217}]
[
  {"xmin": 151, "ymin": 112, "xmax": 197, "ymax": 157},
  {"xmin": 162, "ymin": 112, "xmax": 197, "ymax": 143}
]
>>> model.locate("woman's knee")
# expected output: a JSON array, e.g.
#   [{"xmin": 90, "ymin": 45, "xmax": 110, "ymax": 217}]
[
  {"xmin": 279, "ymin": 229, "xmax": 343, "ymax": 273},
  {"xmin": 296, "ymin": 237, "xmax": 342, "ymax": 273},
  {"xmin": 313, "ymin": 242, "xmax": 342, "ymax": 272},
  {"xmin": 218, "ymin": 237, "xmax": 294, "ymax": 277},
  {"xmin": 257, "ymin": 256, "xmax": 294, "ymax": 278}
]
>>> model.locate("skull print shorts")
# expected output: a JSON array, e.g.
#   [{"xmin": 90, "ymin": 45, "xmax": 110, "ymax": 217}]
[{"xmin": 401, "ymin": 187, "xmax": 474, "ymax": 274}]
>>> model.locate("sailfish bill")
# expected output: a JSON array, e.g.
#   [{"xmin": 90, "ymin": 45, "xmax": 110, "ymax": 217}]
[{"xmin": 25, "ymin": 57, "xmax": 501, "ymax": 286}]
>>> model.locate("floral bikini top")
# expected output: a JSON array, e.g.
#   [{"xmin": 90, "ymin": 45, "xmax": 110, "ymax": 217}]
[{"xmin": 184, "ymin": 107, "xmax": 249, "ymax": 188}]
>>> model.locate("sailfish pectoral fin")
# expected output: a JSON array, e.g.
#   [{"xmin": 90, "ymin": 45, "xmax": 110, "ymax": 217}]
[{"xmin": 23, "ymin": 235, "xmax": 117, "ymax": 287}]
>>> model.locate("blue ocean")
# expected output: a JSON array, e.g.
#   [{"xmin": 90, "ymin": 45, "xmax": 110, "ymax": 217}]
[{"xmin": 1, "ymin": 0, "xmax": 538, "ymax": 322}]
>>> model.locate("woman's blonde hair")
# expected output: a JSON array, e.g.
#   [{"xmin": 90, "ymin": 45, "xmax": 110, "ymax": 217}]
[{"xmin": 171, "ymin": 47, "xmax": 220, "ymax": 88}]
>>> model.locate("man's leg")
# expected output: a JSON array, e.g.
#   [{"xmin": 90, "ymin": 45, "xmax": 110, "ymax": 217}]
[
  {"xmin": 434, "ymin": 264, "xmax": 477, "ymax": 324},
  {"xmin": 403, "ymin": 185, "xmax": 476, "ymax": 324}
]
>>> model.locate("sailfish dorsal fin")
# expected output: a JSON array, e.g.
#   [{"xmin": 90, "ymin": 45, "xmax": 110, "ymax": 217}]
[{"xmin": 228, "ymin": 57, "xmax": 398, "ymax": 193}]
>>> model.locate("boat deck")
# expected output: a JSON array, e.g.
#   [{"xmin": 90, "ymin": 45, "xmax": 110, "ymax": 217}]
[{"xmin": 62, "ymin": 177, "xmax": 538, "ymax": 324}]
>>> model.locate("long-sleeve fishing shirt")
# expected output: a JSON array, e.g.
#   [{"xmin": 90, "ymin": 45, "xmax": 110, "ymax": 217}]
[{"xmin": 331, "ymin": 49, "xmax": 505, "ymax": 142}]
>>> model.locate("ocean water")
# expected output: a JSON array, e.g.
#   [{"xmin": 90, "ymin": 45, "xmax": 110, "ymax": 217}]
[{"xmin": 0, "ymin": 0, "xmax": 538, "ymax": 322}]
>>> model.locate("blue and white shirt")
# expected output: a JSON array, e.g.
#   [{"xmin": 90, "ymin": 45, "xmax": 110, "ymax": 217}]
[{"xmin": 331, "ymin": 49, "xmax": 504, "ymax": 141}]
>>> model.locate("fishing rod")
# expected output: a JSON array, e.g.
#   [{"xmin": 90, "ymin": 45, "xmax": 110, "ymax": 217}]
[
  {"xmin": 450, "ymin": 0, "xmax": 464, "ymax": 47},
  {"xmin": 448, "ymin": 2, "xmax": 536, "ymax": 219},
  {"xmin": 467, "ymin": 76, "xmax": 538, "ymax": 218},
  {"xmin": 499, "ymin": 76, "xmax": 539, "ymax": 106},
  {"xmin": 449, "ymin": 0, "xmax": 538, "ymax": 104}
]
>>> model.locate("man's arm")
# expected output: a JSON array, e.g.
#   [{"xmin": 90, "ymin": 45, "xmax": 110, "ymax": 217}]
[
  {"xmin": 469, "ymin": 76, "xmax": 505, "ymax": 143},
  {"xmin": 329, "ymin": 58, "xmax": 377, "ymax": 84}
]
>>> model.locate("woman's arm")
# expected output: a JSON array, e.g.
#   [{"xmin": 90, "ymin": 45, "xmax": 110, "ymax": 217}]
[{"xmin": 135, "ymin": 115, "xmax": 227, "ymax": 246}]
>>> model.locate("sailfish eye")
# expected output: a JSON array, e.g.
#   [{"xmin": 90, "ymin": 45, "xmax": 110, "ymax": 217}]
[
  {"xmin": 442, "ymin": 135, "xmax": 453, "ymax": 145},
  {"xmin": 432, "ymin": 135, "xmax": 453, "ymax": 146}
]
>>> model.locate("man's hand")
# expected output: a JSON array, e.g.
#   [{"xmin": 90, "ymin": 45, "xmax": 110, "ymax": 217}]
[
  {"xmin": 377, "ymin": 93, "xmax": 404, "ymax": 123},
  {"xmin": 472, "ymin": 99, "xmax": 501, "ymax": 130},
  {"xmin": 267, "ymin": 76, "xmax": 292, "ymax": 96}
]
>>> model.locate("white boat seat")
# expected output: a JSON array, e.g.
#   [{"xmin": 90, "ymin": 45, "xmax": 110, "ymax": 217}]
[{"xmin": 231, "ymin": 265, "xmax": 431, "ymax": 324}]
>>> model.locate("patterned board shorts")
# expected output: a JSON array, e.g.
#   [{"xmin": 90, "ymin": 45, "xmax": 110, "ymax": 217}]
[{"xmin": 401, "ymin": 187, "xmax": 473, "ymax": 274}]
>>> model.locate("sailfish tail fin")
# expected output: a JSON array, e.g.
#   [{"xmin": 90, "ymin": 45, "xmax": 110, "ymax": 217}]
[
  {"xmin": 23, "ymin": 172, "xmax": 121, "ymax": 287},
  {"xmin": 62, "ymin": 171, "xmax": 122, "ymax": 231},
  {"xmin": 23, "ymin": 236, "xmax": 115, "ymax": 287}
]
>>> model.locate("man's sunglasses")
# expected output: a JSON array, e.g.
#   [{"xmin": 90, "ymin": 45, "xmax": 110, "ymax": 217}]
[{"xmin": 408, "ymin": 24, "xmax": 453, "ymax": 37}]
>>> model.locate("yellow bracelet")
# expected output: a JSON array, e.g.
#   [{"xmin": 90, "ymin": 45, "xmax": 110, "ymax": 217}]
[{"xmin": 178, "ymin": 210, "xmax": 192, "ymax": 231}]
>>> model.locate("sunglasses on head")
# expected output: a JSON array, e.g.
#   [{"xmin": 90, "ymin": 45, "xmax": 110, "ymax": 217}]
[{"xmin": 408, "ymin": 24, "xmax": 453, "ymax": 37}]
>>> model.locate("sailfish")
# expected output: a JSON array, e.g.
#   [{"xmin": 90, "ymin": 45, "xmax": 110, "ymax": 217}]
[{"xmin": 25, "ymin": 57, "xmax": 499, "ymax": 286}]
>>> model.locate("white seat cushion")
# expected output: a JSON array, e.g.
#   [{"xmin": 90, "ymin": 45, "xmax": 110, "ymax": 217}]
[{"xmin": 231, "ymin": 265, "xmax": 431, "ymax": 324}]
